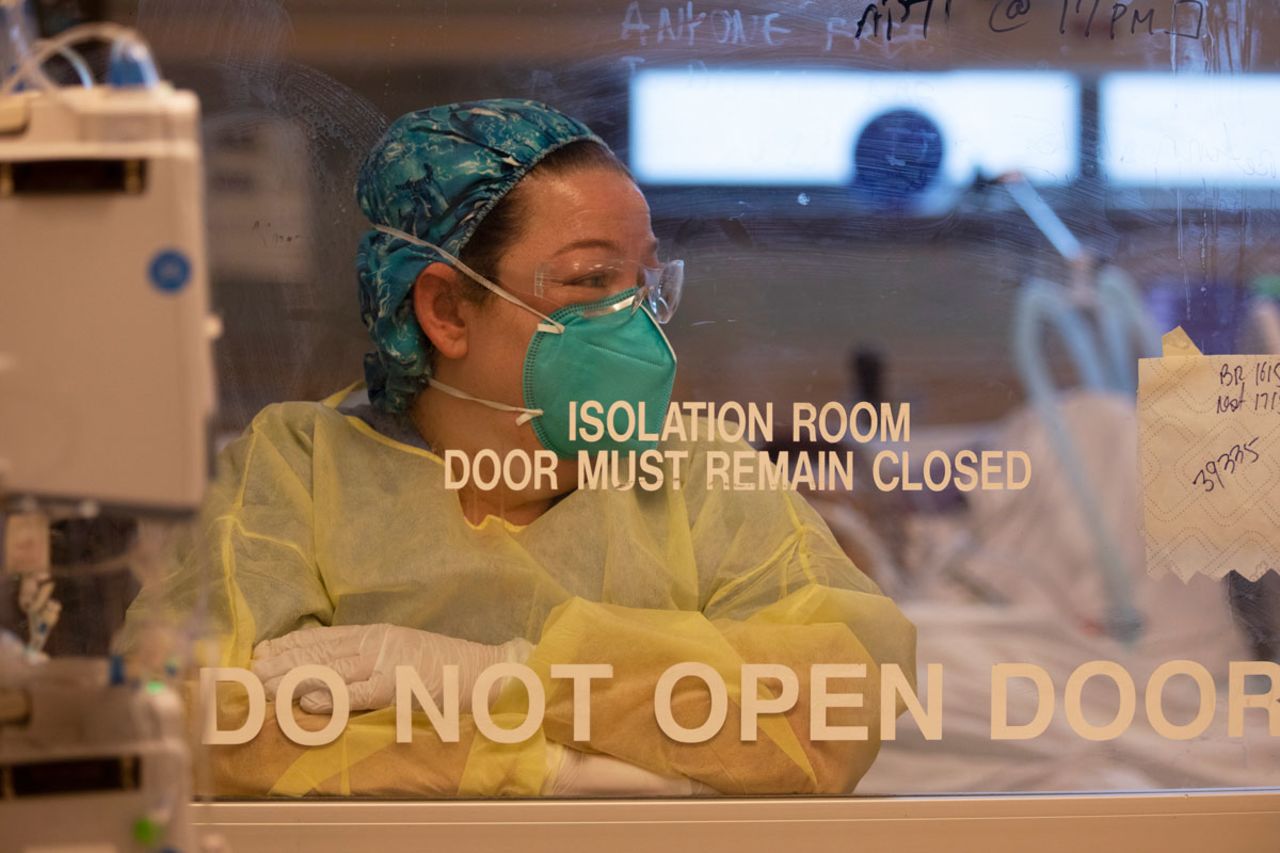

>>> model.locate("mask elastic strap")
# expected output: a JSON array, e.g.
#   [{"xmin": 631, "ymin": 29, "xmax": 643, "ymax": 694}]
[
  {"xmin": 374, "ymin": 224, "xmax": 564, "ymax": 334},
  {"xmin": 428, "ymin": 377, "xmax": 543, "ymax": 426}
]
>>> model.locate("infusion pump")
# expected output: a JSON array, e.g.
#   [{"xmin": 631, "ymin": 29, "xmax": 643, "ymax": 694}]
[
  {"xmin": 0, "ymin": 654, "xmax": 199, "ymax": 853},
  {"xmin": 0, "ymin": 18, "xmax": 221, "ymax": 853},
  {"xmin": 0, "ymin": 79, "xmax": 218, "ymax": 512}
]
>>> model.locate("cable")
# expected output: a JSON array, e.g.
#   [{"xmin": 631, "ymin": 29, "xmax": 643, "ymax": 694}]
[
  {"xmin": 1, "ymin": 22, "xmax": 157, "ymax": 98},
  {"xmin": 53, "ymin": 44, "xmax": 92, "ymax": 87},
  {"xmin": 0, "ymin": 0, "xmax": 56, "ymax": 93}
]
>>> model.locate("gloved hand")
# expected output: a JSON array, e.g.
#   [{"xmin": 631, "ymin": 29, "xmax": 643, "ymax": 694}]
[
  {"xmin": 250, "ymin": 623, "xmax": 533, "ymax": 714},
  {"xmin": 542, "ymin": 743, "xmax": 718, "ymax": 797}
]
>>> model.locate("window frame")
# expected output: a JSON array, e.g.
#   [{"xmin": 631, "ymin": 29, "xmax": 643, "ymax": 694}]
[{"xmin": 197, "ymin": 789, "xmax": 1280, "ymax": 851}]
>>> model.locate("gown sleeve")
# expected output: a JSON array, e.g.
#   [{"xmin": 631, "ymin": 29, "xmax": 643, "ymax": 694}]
[
  {"xmin": 123, "ymin": 403, "xmax": 481, "ymax": 798},
  {"xmin": 463, "ymin": 439, "xmax": 917, "ymax": 796},
  {"xmin": 125, "ymin": 410, "xmax": 914, "ymax": 797},
  {"xmin": 120, "ymin": 402, "xmax": 334, "ymax": 667}
]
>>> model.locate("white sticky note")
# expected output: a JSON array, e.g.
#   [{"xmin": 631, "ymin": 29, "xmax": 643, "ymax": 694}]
[{"xmin": 1138, "ymin": 327, "xmax": 1280, "ymax": 581}]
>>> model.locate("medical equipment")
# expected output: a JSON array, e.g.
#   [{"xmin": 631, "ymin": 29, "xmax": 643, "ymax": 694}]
[
  {"xmin": 1003, "ymin": 173, "xmax": 1160, "ymax": 643},
  {"xmin": 532, "ymin": 256, "xmax": 686, "ymax": 323},
  {"xmin": 0, "ymin": 5, "xmax": 220, "ymax": 850},
  {"xmin": 374, "ymin": 225, "xmax": 680, "ymax": 458},
  {"xmin": 0, "ymin": 24, "xmax": 216, "ymax": 511},
  {"xmin": 0, "ymin": 651, "xmax": 198, "ymax": 852}
]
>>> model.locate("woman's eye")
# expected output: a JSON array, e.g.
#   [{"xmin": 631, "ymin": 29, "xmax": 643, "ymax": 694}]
[{"xmin": 570, "ymin": 272, "xmax": 611, "ymax": 289}]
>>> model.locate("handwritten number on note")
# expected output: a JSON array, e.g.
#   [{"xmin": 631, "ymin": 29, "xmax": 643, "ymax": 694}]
[
  {"xmin": 1244, "ymin": 439, "xmax": 1262, "ymax": 464},
  {"xmin": 1255, "ymin": 361, "xmax": 1280, "ymax": 388},
  {"xmin": 1192, "ymin": 437, "xmax": 1261, "ymax": 493}
]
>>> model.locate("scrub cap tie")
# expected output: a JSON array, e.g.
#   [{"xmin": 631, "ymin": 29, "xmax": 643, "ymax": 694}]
[{"xmin": 355, "ymin": 99, "xmax": 605, "ymax": 413}]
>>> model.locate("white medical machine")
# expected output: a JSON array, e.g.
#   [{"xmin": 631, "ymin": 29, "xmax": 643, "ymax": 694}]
[
  {"xmin": 0, "ymin": 36, "xmax": 215, "ymax": 511},
  {"xmin": 0, "ymin": 4, "xmax": 220, "ymax": 851}
]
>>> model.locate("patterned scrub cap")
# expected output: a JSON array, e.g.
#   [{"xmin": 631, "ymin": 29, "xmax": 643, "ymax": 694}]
[{"xmin": 356, "ymin": 99, "xmax": 606, "ymax": 412}]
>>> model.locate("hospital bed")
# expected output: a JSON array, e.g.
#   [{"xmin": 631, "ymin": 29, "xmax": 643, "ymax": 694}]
[{"xmin": 826, "ymin": 183, "xmax": 1280, "ymax": 794}]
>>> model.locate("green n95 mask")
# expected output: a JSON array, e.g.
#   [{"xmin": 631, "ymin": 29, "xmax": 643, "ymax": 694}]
[{"xmin": 374, "ymin": 225, "xmax": 678, "ymax": 459}]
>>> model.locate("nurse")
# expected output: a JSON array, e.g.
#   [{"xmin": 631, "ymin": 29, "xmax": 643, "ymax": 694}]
[{"xmin": 124, "ymin": 99, "xmax": 916, "ymax": 797}]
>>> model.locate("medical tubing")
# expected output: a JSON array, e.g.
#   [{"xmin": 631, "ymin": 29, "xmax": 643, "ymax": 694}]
[
  {"xmin": 1013, "ymin": 278, "xmax": 1144, "ymax": 644},
  {"xmin": 53, "ymin": 44, "xmax": 91, "ymax": 87},
  {"xmin": 1099, "ymin": 295, "xmax": 1137, "ymax": 392},
  {"xmin": 1005, "ymin": 180, "xmax": 1086, "ymax": 262},
  {"xmin": 1017, "ymin": 279, "xmax": 1109, "ymax": 391},
  {"xmin": 107, "ymin": 36, "xmax": 159, "ymax": 87},
  {"xmin": 1095, "ymin": 265, "xmax": 1162, "ymax": 393},
  {"xmin": 0, "ymin": 0, "xmax": 55, "ymax": 93},
  {"xmin": 0, "ymin": 22, "xmax": 158, "ymax": 98}
]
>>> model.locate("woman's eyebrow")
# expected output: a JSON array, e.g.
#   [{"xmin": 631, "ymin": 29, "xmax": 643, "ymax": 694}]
[{"xmin": 552, "ymin": 237, "xmax": 660, "ymax": 257}]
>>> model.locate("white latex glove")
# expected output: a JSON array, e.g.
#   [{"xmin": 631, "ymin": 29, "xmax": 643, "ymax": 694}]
[
  {"xmin": 251, "ymin": 623, "xmax": 532, "ymax": 714},
  {"xmin": 542, "ymin": 743, "xmax": 718, "ymax": 797}
]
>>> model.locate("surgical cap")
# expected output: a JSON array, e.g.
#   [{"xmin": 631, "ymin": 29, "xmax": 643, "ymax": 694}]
[{"xmin": 355, "ymin": 99, "xmax": 606, "ymax": 413}]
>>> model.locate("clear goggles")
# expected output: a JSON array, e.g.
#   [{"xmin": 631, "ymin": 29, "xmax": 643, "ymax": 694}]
[
  {"xmin": 532, "ymin": 257, "xmax": 685, "ymax": 324},
  {"xmin": 372, "ymin": 224, "xmax": 685, "ymax": 325}
]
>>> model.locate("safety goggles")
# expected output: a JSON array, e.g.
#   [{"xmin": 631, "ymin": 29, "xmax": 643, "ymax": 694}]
[
  {"xmin": 533, "ymin": 257, "xmax": 685, "ymax": 324},
  {"xmin": 373, "ymin": 224, "xmax": 686, "ymax": 326}
]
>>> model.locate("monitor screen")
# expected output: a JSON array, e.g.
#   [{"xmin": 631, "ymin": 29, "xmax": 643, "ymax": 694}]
[{"xmin": 630, "ymin": 68, "xmax": 1079, "ymax": 186}]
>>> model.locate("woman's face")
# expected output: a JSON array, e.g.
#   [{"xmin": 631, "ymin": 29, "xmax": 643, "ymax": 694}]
[{"xmin": 458, "ymin": 166, "xmax": 661, "ymax": 443}]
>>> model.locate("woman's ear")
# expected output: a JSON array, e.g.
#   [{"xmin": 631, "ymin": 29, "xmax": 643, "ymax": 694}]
[{"xmin": 412, "ymin": 262, "xmax": 470, "ymax": 360}]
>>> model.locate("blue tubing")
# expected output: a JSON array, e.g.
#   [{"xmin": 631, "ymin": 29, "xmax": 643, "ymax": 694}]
[{"xmin": 1013, "ymin": 278, "xmax": 1145, "ymax": 644}]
